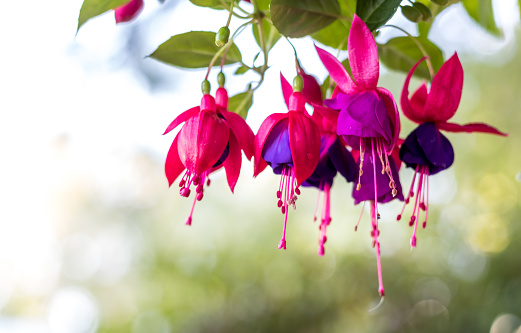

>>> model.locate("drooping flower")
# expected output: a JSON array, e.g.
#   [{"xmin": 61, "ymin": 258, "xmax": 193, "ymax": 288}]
[
  {"xmin": 254, "ymin": 74, "xmax": 321, "ymax": 250},
  {"xmin": 399, "ymin": 53, "xmax": 507, "ymax": 247},
  {"xmin": 115, "ymin": 0, "xmax": 144, "ymax": 24},
  {"xmin": 164, "ymin": 81, "xmax": 254, "ymax": 225},
  {"xmin": 283, "ymin": 71, "xmax": 357, "ymax": 256},
  {"xmin": 315, "ymin": 14, "xmax": 402, "ymax": 297}
]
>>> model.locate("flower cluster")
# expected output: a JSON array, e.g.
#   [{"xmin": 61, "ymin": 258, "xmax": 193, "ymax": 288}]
[{"xmin": 163, "ymin": 15, "xmax": 506, "ymax": 296}]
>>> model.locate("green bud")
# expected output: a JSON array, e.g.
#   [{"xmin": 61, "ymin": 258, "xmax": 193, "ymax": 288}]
[
  {"xmin": 401, "ymin": 5, "xmax": 422, "ymax": 23},
  {"xmin": 293, "ymin": 75, "xmax": 303, "ymax": 92},
  {"xmin": 413, "ymin": 2, "xmax": 432, "ymax": 22},
  {"xmin": 201, "ymin": 80, "xmax": 211, "ymax": 95},
  {"xmin": 217, "ymin": 72, "xmax": 225, "ymax": 87},
  {"xmin": 430, "ymin": 0, "xmax": 449, "ymax": 6},
  {"xmin": 215, "ymin": 26, "xmax": 230, "ymax": 47}
]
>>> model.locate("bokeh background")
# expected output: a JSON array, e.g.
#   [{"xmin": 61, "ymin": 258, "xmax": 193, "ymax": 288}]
[{"xmin": 1, "ymin": 0, "xmax": 521, "ymax": 332}]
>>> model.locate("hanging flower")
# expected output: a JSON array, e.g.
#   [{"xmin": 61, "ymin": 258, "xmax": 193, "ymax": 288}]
[
  {"xmin": 315, "ymin": 14, "xmax": 402, "ymax": 297},
  {"xmin": 399, "ymin": 53, "xmax": 507, "ymax": 247},
  {"xmin": 254, "ymin": 74, "xmax": 321, "ymax": 250},
  {"xmin": 114, "ymin": 0, "xmax": 144, "ymax": 23},
  {"xmin": 283, "ymin": 71, "xmax": 357, "ymax": 256},
  {"xmin": 164, "ymin": 82, "xmax": 254, "ymax": 225}
]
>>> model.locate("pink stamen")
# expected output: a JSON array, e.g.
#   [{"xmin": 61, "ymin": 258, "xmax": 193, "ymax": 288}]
[
  {"xmin": 318, "ymin": 183, "xmax": 331, "ymax": 256},
  {"xmin": 397, "ymin": 165, "xmax": 419, "ymax": 220},
  {"xmin": 355, "ymin": 201, "xmax": 366, "ymax": 231},
  {"xmin": 371, "ymin": 139, "xmax": 385, "ymax": 297},
  {"xmin": 186, "ymin": 194, "xmax": 198, "ymax": 226},
  {"xmin": 423, "ymin": 166, "xmax": 430, "ymax": 229},
  {"xmin": 410, "ymin": 170, "xmax": 424, "ymax": 248},
  {"xmin": 313, "ymin": 181, "xmax": 323, "ymax": 222}
]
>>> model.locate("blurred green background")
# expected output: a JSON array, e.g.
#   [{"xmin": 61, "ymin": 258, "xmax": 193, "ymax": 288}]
[{"xmin": 1, "ymin": 1, "xmax": 521, "ymax": 332}]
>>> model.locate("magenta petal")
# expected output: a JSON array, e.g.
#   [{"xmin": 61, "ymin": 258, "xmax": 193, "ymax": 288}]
[
  {"xmin": 115, "ymin": 0, "xmax": 143, "ymax": 23},
  {"xmin": 376, "ymin": 87, "xmax": 400, "ymax": 153},
  {"xmin": 220, "ymin": 109, "xmax": 255, "ymax": 160},
  {"xmin": 163, "ymin": 106, "xmax": 200, "ymax": 135},
  {"xmin": 437, "ymin": 122, "xmax": 508, "ymax": 136},
  {"xmin": 315, "ymin": 45, "xmax": 356, "ymax": 94},
  {"xmin": 280, "ymin": 72, "xmax": 292, "ymax": 109},
  {"xmin": 401, "ymin": 57, "xmax": 428, "ymax": 123},
  {"xmin": 254, "ymin": 113, "xmax": 288, "ymax": 177},
  {"xmin": 223, "ymin": 131, "xmax": 242, "ymax": 193},
  {"xmin": 165, "ymin": 134, "xmax": 185, "ymax": 186},
  {"xmin": 289, "ymin": 112, "xmax": 321, "ymax": 186},
  {"xmin": 410, "ymin": 83, "xmax": 428, "ymax": 114},
  {"xmin": 178, "ymin": 110, "xmax": 229, "ymax": 175},
  {"xmin": 424, "ymin": 53, "xmax": 464, "ymax": 122},
  {"xmin": 348, "ymin": 15, "xmax": 379, "ymax": 90},
  {"xmin": 298, "ymin": 71, "xmax": 324, "ymax": 105}
]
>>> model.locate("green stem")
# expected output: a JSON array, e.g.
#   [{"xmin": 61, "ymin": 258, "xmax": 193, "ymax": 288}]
[
  {"xmin": 226, "ymin": 0, "xmax": 235, "ymax": 26},
  {"xmin": 381, "ymin": 24, "xmax": 435, "ymax": 80},
  {"xmin": 205, "ymin": 42, "xmax": 229, "ymax": 81}
]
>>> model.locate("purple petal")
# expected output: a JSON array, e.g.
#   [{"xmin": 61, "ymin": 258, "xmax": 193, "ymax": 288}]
[
  {"xmin": 399, "ymin": 122, "xmax": 454, "ymax": 175},
  {"xmin": 261, "ymin": 118, "xmax": 293, "ymax": 173},
  {"xmin": 328, "ymin": 137, "xmax": 356, "ymax": 183}
]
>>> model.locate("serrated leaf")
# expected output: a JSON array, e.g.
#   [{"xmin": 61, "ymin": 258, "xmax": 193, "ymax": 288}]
[
  {"xmin": 270, "ymin": 0, "xmax": 341, "ymax": 38},
  {"xmin": 77, "ymin": 0, "xmax": 129, "ymax": 31},
  {"xmin": 149, "ymin": 31, "xmax": 242, "ymax": 69},
  {"xmin": 356, "ymin": 0, "xmax": 401, "ymax": 31},
  {"xmin": 377, "ymin": 36, "xmax": 443, "ymax": 79},
  {"xmin": 252, "ymin": 19, "xmax": 281, "ymax": 52},
  {"xmin": 461, "ymin": 0, "xmax": 501, "ymax": 36},
  {"xmin": 235, "ymin": 66, "xmax": 250, "ymax": 75},
  {"xmin": 229, "ymin": 90, "xmax": 254, "ymax": 119}
]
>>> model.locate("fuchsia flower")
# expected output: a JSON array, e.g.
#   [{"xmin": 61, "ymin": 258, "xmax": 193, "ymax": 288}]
[
  {"xmin": 164, "ymin": 88, "xmax": 254, "ymax": 225},
  {"xmin": 315, "ymin": 15, "xmax": 402, "ymax": 297},
  {"xmin": 254, "ymin": 74, "xmax": 321, "ymax": 250},
  {"xmin": 399, "ymin": 53, "xmax": 507, "ymax": 247},
  {"xmin": 284, "ymin": 72, "xmax": 357, "ymax": 256},
  {"xmin": 115, "ymin": 0, "xmax": 144, "ymax": 24}
]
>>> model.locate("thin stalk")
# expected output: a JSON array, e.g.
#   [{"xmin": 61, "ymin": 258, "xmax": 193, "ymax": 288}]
[
  {"xmin": 226, "ymin": 0, "xmax": 235, "ymax": 26},
  {"xmin": 381, "ymin": 24, "xmax": 435, "ymax": 80}
]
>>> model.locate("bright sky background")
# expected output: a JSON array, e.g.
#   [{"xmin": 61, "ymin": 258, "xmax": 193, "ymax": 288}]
[{"xmin": 0, "ymin": 0, "xmax": 519, "ymax": 332}]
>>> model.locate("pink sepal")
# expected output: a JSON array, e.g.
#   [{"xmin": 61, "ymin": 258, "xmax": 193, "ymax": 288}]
[
  {"xmin": 315, "ymin": 45, "xmax": 356, "ymax": 94},
  {"xmin": 289, "ymin": 92, "xmax": 306, "ymax": 112},
  {"xmin": 401, "ymin": 57, "xmax": 429, "ymax": 123},
  {"xmin": 348, "ymin": 15, "xmax": 379, "ymax": 90},
  {"xmin": 216, "ymin": 87, "xmax": 229, "ymax": 109},
  {"xmin": 115, "ymin": 0, "xmax": 144, "ymax": 23},
  {"xmin": 437, "ymin": 122, "xmax": 508, "ymax": 136},
  {"xmin": 253, "ymin": 113, "xmax": 288, "ymax": 177},
  {"xmin": 289, "ymin": 112, "xmax": 321, "ymax": 186},
  {"xmin": 163, "ymin": 106, "xmax": 199, "ymax": 135},
  {"xmin": 376, "ymin": 87, "xmax": 400, "ymax": 154},
  {"xmin": 165, "ymin": 134, "xmax": 185, "ymax": 186},
  {"xmin": 220, "ymin": 109, "xmax": 255, "ymax": 160},
  {"xmin": 280, "ymin": 73, "xmax": 292, "ymax": 109},
  {"xmin": 223, "ymin": 131, "xmax": 242, "ymax": 193}
]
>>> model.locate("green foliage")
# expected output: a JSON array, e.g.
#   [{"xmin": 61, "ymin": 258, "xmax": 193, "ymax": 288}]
[
  {"xmin": 228, "ymin": 90, "xmax": 254, "ymax": 119},
  {"xmin": 270, "ymin": 0, "xmax": 341, "ymax": 38},
  {"xmin": 149, "ymin": 32, "xmax": 242, "ymax": 69},
  {"xmin": 253, "ymin": 19, "xmax": 282, "ymax": 52},
  {"xmin": 356, "ymin": 0, "xmax": 402, "ymax": 31},
  {"xmin": 402, "ymin": 5, "xmax": 423, "ymax": 23},
  {"xmin": 189, "ymin": 0, "xmax": 231, "ymax": 10},
  {"xmin": 377, "ymin": 36, "xmax": 443, "ymax": 79},
  {"xmin": 77, "ymin": 0, "xmax": 129, "ymax": 31},
  {"xmin": 461, "ymin": 0, "xmax": 501, "ymax": 36},
  {"xmin": 311, "ymin": 0, "xmax": 354, "ymax": 50}
]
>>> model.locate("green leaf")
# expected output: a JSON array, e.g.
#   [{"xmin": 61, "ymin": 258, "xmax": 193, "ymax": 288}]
[
  {"xmin": 270, "ymin": 0, "xmax": 341, "ymax": 38},
  {"xmin": 252, "ymin": 19, "xmax": 282, "ymax": 52},
  {"xmin": 228, "ymin": 90, "xmax": 254, "ymax": 119},
  {"xmin": 77, "ymin": 0, "xmax": 129, "ymax": 31},
  {"xmin": 356, "ymin": 0, "xmax": 401, "ymax": 31},
  {"xmin": 148, "ymin": 31, "xmax": 242, "ymax": 69},
  {"xmin": 311, "ymin": 0, "xmax": 353, "ymax": 50},
  {"xmin": 235, "ymin": 66, "xmax": 250, "ymax": 75},
  {"xmin": 256, "ymin": 0, "xmax": 271, "ymax": 11},
  {"xmin": 189, "ymin": 0, "xmax": 231, "ymax": 10},
  {"xmin": 461, "ymin": 0, "xmax": 501, "ymax": 36},
  {"xmin": 377, "ymin": 36, "xmax": 443, "ymax": 79}
]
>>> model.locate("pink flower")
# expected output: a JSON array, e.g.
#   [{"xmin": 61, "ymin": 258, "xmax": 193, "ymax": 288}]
[
  {"xmin": 164, "ymin": 92, "xmax": 254, "ymax": 225},
  {"xmin": 114, "ymin": 0, "xmax": 144, "ymax": 24},
  {"xmin": 254, "ymin": 74, "xmax": 321, "ymax": 250},
  {"xmin": 399, "ymin": 53, "xmax": 507, "ymax": 247},
  {"xmin": 315, "ymin": 14, "xmax": 402, "ymax": 297}
]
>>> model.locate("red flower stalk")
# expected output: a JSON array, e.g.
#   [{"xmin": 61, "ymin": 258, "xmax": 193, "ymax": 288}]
[
  {"xmin": 114, "ymin": 0, "xmax": 144, "ymax": 24},
  {"xmin": 254, "ymin": 74, "xmax": 321, "ymax": 250},
  {"xmin": 399, "ymin": 53, "xmax": 507, "ymax": 247},
  {"xmin": 164, "ymin": 86, "xmax": 254, "ymax": 225}
]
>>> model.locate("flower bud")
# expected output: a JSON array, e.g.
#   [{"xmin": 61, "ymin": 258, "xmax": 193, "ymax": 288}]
[
  {"xmin": 401, "ymin": 5, "xmax": 422, "ymax": 23},
  {"xmin": 217, "ymin": 72, "xmax": 225, "ymax": 88},
  {"xmin": 215, "ymin": 26, "xmax": 230, "ymax": 47}
]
